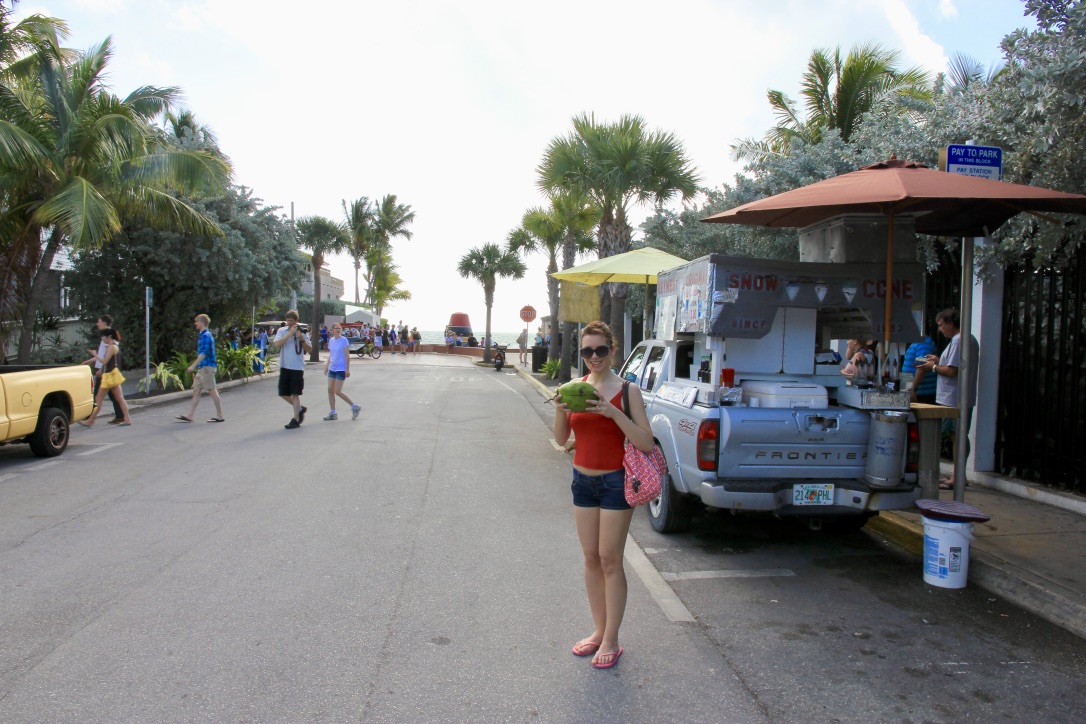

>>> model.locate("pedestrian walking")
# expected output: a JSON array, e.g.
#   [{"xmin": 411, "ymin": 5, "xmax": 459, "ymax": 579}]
[
  {"xmin": 323, "ymin": 323, "xmax": 360, "ymax": 420},
  {"xmin": 78, "ymin": 328, "xmax": 133, "ymax": 427},
  {"xmin": 177, "ymin": 314, "xmax": 225, "ymax": 423},
  {"xmin": 517, "ymin": 328, "xmax": 528, "ymax": 365},
  {"xmin": 552, "ymin": 321, "xmax": 654, "ymax": 670},
  {"xmin": 412, "ymin": 327, "xmax": 422, "ymax": 356},
  {"xmin": 273, "ymin": 310, "xmax": 311, "ymax": 429},
  {"xmin": 388, "ymin": 325, "xmax": 398, "ymax": 356},
  {"xmin": 82, "ymin": 314, "xmax": 125, "ymax": 424}
]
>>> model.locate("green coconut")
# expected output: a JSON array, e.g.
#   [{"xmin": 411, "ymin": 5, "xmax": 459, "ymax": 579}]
[{"xmin": 557, "ymin": 381, "xmax": 599, "ymax": 412}]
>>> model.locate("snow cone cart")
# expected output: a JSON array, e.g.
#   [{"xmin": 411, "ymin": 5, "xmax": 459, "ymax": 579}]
[{"xmin": 620, "ymin": 253, "xmax": 924, "ymax": 533}]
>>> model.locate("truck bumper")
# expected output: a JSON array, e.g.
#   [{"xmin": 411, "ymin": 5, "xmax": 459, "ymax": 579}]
[{"xmin": 698, "ymin": 480, "xmax": 920, "ymax": 515}]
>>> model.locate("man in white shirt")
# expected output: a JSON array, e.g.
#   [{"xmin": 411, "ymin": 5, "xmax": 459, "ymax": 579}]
[
  {"xmin": 273, "ymin": 310, "xmax": 312, "ymax": 429},
  {"xmin": 921, "ymin": 307, "xmax": 979, "ymax": 488}
]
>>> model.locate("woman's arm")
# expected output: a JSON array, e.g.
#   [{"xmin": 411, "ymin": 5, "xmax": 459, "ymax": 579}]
[
  {"xmin": 583, "ymin": 384, "xmax": 655, "ymax": 453},
  {"xmin": 553, "ymin": 401, "xmax": 572, "ymax": 446}
]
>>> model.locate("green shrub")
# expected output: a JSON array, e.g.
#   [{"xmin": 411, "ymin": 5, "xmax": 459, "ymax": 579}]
[
  {"xmin": 138, "ymin": 361, "xmax": 185, "ymax": 393},
  {"xmin": 542, "ymin": 358, "xmax": 561, "ymax": 379}
]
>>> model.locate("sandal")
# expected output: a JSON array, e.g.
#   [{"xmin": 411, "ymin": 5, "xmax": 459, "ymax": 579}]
[
  {"xmin": 592, "ymin": 647, "xmax": 623, "ymax": 669},
  {"xmin": 175, "ymin": 415, "xmax": 193, "ymax": 423},
  {"xmin": 571, "ymin": 639, "xmax": 601, "ymax": 657},
  {"xmin": 939, "ymin": 481, "xmax": 954, "ymax": 490},
  {"xmin": 206, "ymin": 417, "xmax": 225, "ymax": 423}
]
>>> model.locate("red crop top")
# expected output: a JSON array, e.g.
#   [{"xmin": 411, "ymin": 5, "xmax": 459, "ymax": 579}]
[{"xmin": 569, "ymin": 385, "xmax": 625, "ymax": 471}]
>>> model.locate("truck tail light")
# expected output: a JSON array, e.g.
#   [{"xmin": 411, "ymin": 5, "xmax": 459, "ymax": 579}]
[
  {"xmin": 905, "ymin": 421, "xmax": 919, "ymax": 473},
  {"xmin": 697, "ymin": 419, "xmax": 719, "ymax": 471}
]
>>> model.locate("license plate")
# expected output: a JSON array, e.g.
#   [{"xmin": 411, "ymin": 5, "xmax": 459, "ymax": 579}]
[{"xmin": 793, "ymin": 483, "xmax": 835, "ymax": 506}]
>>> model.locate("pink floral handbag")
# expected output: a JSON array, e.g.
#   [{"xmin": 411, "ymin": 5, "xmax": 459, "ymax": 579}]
[{"xmin": 621, "ymin": 382, "xmax": 667, "ymax": 506}]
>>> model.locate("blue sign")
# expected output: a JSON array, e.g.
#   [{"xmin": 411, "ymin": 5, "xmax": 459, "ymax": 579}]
[{"xmin": 946, "ymin": 144, "xmax": 1002, "ymax": 181}]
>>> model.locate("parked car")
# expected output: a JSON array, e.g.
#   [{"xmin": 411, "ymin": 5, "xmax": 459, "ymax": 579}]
[{"xmin": 0, "ymin": 364, "xmax": 94, "ymax": 457}]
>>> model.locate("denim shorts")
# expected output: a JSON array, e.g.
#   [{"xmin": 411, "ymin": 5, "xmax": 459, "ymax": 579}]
[
  {"xmin": 571, "ymin": 468, "xmax": 631, "ymax": 511},
  {"xmin": 327, "ymin": 370, "xmax": 346, "ymax": 380}
]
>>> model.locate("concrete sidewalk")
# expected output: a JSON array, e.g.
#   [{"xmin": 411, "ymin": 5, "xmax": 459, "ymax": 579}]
[
  {"xmin": 868, "ymin": 474, "xmax": 1086, "ymax": 641},
  {"xmin": 512, "ymin": 364, "xmax": 1086, "ymax": 642}
]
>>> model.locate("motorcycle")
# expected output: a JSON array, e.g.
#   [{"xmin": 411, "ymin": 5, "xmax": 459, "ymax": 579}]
[{"xmin": 493, "ymin": 343, "xmax": 507, "ymax": 371}]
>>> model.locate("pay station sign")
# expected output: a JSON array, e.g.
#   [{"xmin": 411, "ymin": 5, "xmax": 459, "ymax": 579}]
[{"xmin": 943, "ymin": 143, "xmax": 1002, "ymax": 181}]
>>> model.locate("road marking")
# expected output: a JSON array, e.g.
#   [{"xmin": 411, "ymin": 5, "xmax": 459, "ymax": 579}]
[
  {"xmin": 549, "ymin": 439, "xmax": 566, "ymax": 452},
  {"xmin": 624, "ymin": 534, "xmax": 696, "ymax": 623},
  {"xmin": 493, "ymin": 379, "xmax": 520, "ymax": 395},
  {"xmin": 73, "ymin": 442, "xmax": 124, "ymax": 456},
  {"xmin": 0, "ymin": 473, "xmax": 20, "ymax": 483},
  {"xmin": 25, "ymin": 460, "xmax": 64, "ymax": 471},
  {"xmin": 661, "ymin": 569, "xmax": 796, "ymax": 581}
]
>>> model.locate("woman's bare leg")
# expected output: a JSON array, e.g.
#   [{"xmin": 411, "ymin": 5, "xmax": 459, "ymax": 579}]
[
  {"xmin": 332, "ymin": 378, "xmax": 354, "ymax": 407},
  {"xmin": 594, "ymin": 507, "xmax": 635, "ymax": 662},
  {"xmin": 573, "ymin": 506, "xmax": 605, "ymax": 646}
]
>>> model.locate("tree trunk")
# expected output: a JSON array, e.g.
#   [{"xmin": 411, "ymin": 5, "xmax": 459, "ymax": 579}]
[
  {"xmin": 16, "ymin": 228, "xmax": 63, "ymax": 364},
  {"xmin": 559, "ymin": 236, "xmax": 577, "ymax": 383},
  {"xmin": 354, "ymin": 258, "xmax": 361, "ymax": 304},
  {"xmin": 604, "ymin": 214, "xmax": 633, "ymax": 360},
  {"xmin": 482, "ymin": 282, "xmax": 494, "ymax": 364},
  {"xmin": 546, "ymin": 254, "xmax": 559, "ymax": 362},
  {"xmin": 310, "ymin": 256, "xmax": 323, "ymax": 362}
]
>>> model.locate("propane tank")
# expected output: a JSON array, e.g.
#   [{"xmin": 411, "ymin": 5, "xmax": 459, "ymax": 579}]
[{"xmin": 864, "ymin": 410, "xmax": 909, "ymax": 487}]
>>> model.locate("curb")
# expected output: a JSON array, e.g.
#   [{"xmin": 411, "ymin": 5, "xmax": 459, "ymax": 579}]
[
  {"xmin": 867, "ymin": 512, "xmax": 1086, "ymax": 641},
  {"xmin": 126, "ymin": 371, "xmax": 276, "ymax": 412},
  {"xmin": 513, "ymin": 364, "xmax": 555, "ymax": 400}
]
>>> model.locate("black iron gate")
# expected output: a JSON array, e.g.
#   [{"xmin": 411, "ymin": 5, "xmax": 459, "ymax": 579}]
[{"xmin": 997, "ymin": 246, "xmax": 1086, "ymax": 492}]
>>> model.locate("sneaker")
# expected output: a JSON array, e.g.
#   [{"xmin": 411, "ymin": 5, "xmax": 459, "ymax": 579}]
[
  {"xmin": 285, "ymin": 418, "xmax": 300, "ymax": 429},
  {"xmin": 323, "ymin": 411, "xmax": 338, "ymax": 421},
  {"xmin": 298, "ymin": 406, "xmax": 307, "ymax": 423},
  {"xmin": 351, "ymin": 404, "xmax": 361, "ymax": 420}
]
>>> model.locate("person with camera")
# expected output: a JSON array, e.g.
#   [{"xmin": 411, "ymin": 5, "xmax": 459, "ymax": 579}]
[{"xmin": 273, "ymin": 310, "xmax": 311, "ymax": 429}]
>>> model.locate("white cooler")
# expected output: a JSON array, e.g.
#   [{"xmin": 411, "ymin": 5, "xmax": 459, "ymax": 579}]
[{"xmin": 741, "ymin": 381, "xmax": 828, "ymax": 409}]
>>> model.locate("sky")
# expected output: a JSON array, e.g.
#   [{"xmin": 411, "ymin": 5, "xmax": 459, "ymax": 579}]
[{"xmin": 16, "ymin": 0, "xmax": 1035, "ymax": 333}]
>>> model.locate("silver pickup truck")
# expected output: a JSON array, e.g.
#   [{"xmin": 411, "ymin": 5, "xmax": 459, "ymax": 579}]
[
  {"xmin": 620, "ymin": 339, "xmax": 921, "ymax": 533},
  {"xmin": 622, "ymin": 253, "xmax": 926, "ymax": 533}
]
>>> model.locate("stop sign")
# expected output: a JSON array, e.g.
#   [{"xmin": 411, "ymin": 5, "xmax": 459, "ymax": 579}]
[{"xmin": 519, "ymin": 305, "xmax": 537, "ymax": 323}]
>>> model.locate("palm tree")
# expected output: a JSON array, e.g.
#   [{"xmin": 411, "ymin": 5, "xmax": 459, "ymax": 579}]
[
  {"xmin": 369, "ymin": 262, "xmax": 411, "ymax": 318},
  {"xmin": 732, "ymin": 42, "xmax": 931, "ymax": 162},
  {"xmin": 364, "ymin": 194, "xmax": 415, "ymax": 306},
  {"xmin": 296, "ymin": 215, "xmax": 349, "ymax": 361},
  {"xmin": 537, "ymin": 113, "xmax": 698, "ymax": 357},
  {"xmin": 1, "ymin": 36, "xmax": 230, "ymax": 362},
  {"xmin": 506, "ymin": 192, "xmax": 596, "ymax": 370},
  {"xmin": 342, "ymin": 196, "xmax": 375, "ymax": 303},
  {"xmin": 457, "ymin": 243, "xmax": 527, "ymax": 363}
]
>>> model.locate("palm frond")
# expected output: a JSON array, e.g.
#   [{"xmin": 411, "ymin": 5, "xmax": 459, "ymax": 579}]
[{"xmin": 32, "ymin": 175, "xmax": 119, "ymax": 248}]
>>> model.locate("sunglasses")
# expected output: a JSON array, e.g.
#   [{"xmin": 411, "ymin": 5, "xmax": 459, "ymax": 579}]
[{"xmin": 579, "ymin": 345, "xmax": 611, "ymax": 359}]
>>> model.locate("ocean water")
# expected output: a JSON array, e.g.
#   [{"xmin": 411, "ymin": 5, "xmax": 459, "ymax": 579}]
[{"xmin": 419, "ymin": 330, "xmax": 522, "ymax": 346}]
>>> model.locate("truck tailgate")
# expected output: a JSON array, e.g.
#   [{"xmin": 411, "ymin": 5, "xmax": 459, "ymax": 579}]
[{"xmin": 718, "ymin": 407, "xmax": 870, "ymax": 479}]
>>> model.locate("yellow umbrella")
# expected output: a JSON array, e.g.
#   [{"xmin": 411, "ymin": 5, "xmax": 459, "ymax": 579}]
[{"xmin": 551, "ymin": 247, "xmax": 688, "ymax": 338}]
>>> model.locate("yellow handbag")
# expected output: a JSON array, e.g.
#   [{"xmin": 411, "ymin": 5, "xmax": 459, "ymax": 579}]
[{"xmin": 101, "ymin": 368, "xmax": 125, "ymax": 389}]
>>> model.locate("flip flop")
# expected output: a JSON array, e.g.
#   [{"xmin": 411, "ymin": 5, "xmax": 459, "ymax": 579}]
[
  {"xmin": 77, "ymin": 421, "xmax": 93, "ymax": 428},
  {"xmin": 571, "ymin": 639, "xmax": 601, "ymax": 657},
  {"xmin": 592, "ymin": 647, "xmax": 623, "ymax": 669},
  {"xmin": 206, "ymin": 418, "xmax": 225, "ymax": 423},
  {"xmin": 175, "ymin": 415, "xmax": 193, "ymax": 422},
  {"xmin": 939, "ymin": 481, "xmax": 954, "ymax": 490}
]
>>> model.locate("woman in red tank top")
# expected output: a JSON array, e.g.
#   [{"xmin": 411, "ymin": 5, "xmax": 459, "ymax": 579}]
[{"xmin": 553, "ymin": 321, "xmax": 654, "ymax": 669}]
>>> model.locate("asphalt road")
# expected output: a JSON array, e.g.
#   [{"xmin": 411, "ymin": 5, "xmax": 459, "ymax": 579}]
[{"xmin": 1, "ymin": 356, "xmax": 1083, "ymax": 722}]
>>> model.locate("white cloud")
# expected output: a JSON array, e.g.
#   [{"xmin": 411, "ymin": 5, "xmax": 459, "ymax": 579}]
[
  {"xmin": 939, "ymin": 0, "xmax": 959, "ymax": 18},
  {"xmin": 880, "ymin": 0, "xmax": 949, "ymax": 73}
]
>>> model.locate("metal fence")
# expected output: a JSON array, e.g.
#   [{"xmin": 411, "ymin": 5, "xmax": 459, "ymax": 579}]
[{"xmin": 997, "ymin": 246, "xmax": 1086, "ymax": 492}]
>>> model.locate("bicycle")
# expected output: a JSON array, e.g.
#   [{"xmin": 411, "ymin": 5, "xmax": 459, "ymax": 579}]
[{"xmin": 354, "ymin": 341, "xmax": 382, "ymax": 359}]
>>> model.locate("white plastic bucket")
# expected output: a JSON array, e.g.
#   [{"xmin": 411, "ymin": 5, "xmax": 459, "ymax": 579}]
[{"xmin": 922, "ymin": 517, "xmax": 975, "ymax": 589}]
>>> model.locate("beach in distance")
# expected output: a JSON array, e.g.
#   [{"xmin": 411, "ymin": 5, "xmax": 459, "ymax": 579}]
[{"xmin": 419, "ymin": 331, "xmax": 525, "ymax": 347}]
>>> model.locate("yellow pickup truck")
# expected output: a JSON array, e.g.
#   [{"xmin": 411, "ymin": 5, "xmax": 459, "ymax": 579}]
[{"xmin": 0, "ymin": 365, "xmax": 95, "ymax": 457}]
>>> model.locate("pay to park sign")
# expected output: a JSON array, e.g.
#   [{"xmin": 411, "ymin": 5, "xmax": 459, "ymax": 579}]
[{"xmin": 943, "ymin": 143, "xmax": 1003, "ymax": 181}]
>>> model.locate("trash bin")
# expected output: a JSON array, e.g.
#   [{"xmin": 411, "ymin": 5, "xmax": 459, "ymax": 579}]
[
  {"xmin": 915, "ymin": 499, "xmax": 990, "ymax": 589},
  {"xmin": 532, "ymin": 345, "xmax": 547, "ymax": 373}
]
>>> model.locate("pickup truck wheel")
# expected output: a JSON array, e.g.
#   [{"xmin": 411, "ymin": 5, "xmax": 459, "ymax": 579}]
[
  {"xmin": 28, "ymin": 407, "xmax": 69, "ymax": 458},
  {"xmin": 648, "ymin": 473, "xmax": 693, "ymax": 533}
]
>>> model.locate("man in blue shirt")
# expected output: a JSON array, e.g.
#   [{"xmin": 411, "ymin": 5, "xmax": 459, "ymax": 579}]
[
  {"xmin": 178, "ymin": 314, "xmax": 225, "ymax": 423},
  {"xmin": 903, "ymin": 334, "xmax": 938, "ymax": 404}
]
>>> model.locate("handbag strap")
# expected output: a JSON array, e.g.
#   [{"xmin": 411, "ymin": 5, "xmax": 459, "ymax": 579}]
[{"xmin": 621, "ymin": 381, "xmax": 632, "ymax": 420}]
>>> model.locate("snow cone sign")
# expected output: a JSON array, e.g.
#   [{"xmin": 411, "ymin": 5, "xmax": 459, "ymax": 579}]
[{"xmin": 520, "ymin": 306, "xmax": 537, "ymax": 323}]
